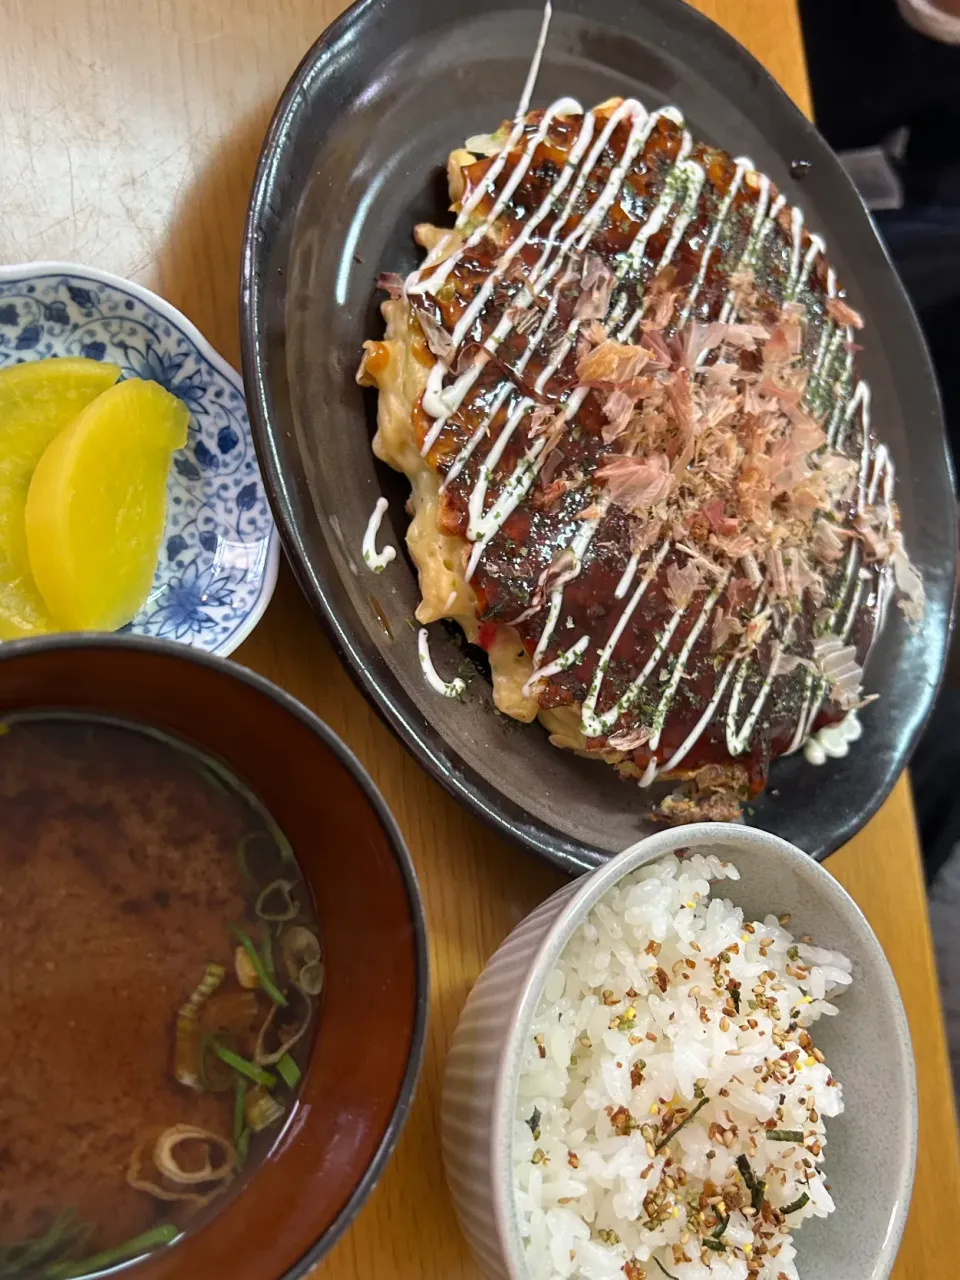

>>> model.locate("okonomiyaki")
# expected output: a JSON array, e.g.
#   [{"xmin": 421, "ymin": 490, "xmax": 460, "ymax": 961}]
[{"xmin": 357, "ymin": 90, "xmax": 923, "ymax": 823}]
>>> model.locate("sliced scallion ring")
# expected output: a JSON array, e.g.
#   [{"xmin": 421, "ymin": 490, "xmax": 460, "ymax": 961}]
[
  {"xmin": 127, "ymin": 1138, "xmax": 227, "ymax": 1208},
  {"xmin": 245, "ymin": 1086, "xmax": 284, "ymax": 1132},
  {"xmin": 254, "ymin": 990, "xmax": 312, "ymax": 1066},
  {"xmin": 279, "ymin": 925, "xmax": 321, "ymax": 992},
  {"xmin": 297, "ymin": 959, "xmax": 324, "ymax": 997},
  {"xmin": 255, "ymin": 879, "xmax": 299, "ymax": 923},
  {"xmin": 153, "ymin": 1125, "xmax": 236, "ymax": 1186}
]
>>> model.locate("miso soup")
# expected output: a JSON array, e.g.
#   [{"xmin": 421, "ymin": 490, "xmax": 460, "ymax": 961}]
[{"xmin": 0, "ymin": 716, "xmax": 323, "ymax": 1277}]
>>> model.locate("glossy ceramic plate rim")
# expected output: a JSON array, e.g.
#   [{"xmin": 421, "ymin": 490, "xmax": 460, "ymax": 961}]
[
  {"xmin": 240, "ymin": 0, "xmax": 955, "ymax": 874},
  {"xmin": 0, "ymin": 629, "xmax": 431, "ymax": 1278},
  {"xmin": 0, "ymin": 259, "xmax": 281, "ymax": 657}
]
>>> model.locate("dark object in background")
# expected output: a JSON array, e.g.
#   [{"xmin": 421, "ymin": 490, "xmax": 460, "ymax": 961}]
[
  {"xmin": 909, "ymin": 687, "xmax": 960, "ymax": 882},
  {"xmin": 875, "ymin": 208, "xmax": 960, "ymax": 445},
  {"xmin": 800, "ymin": 0, "xmax": 960, "ymax": 206},
  {"xmin": 801, "ymin": 2, "xmax": 960, "ymax": 877},
  {"xmin": 801, "ymin": 0, "xmax": 960, "ymax": 463}
]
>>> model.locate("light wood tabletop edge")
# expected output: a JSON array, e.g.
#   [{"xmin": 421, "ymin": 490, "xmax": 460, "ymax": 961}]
[{"xmin": 2, "ymin": 0, "xmax": 958, "ymax": 1277}]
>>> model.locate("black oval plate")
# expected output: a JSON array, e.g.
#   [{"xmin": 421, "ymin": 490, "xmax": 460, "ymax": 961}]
[{"xmin": 240, "ymin": 0, "xmax": 955, "ymax": 873}]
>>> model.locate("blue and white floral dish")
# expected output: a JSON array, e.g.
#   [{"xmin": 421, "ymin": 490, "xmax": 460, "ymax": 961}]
[{"xmin": 0, "ymin": 261, "xmax": 279, "ymax": 656}]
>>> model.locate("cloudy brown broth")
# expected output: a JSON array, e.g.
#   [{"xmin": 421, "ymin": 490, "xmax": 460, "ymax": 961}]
[{"xmin": 0, "ymin": 716, "xmax": 321, "ymax": 1278}]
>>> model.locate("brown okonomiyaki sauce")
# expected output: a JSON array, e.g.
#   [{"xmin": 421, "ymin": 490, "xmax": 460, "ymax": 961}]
[
  {"xmin": 403, "ymin": 105, "xmax": 891, "ymax": 801},
  {"xmin": 0, "ymin": 715, "xmax": 322, "ymax": 1277}
]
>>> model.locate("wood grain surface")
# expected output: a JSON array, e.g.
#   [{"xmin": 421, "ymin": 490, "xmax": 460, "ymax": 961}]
[{"xmin": 1, "ymin": 1, "xmax": 957, "ymax": 1276}]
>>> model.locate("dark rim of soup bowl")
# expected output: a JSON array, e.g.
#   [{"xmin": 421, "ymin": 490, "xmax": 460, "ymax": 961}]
[{"xmin": 0, "ymin": 631, "xmax": 430, "ymax": 1280}]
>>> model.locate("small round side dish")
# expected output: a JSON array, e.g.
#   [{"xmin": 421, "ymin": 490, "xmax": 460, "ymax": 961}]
[
  {"xmin": 0, "ymin": 634, "xmax": 428, "ymax": 1279},
  {"xmin": 443, "ymin": 825, "xmax": 916, "ymax": 1280},
  {"xmin": 0, "ymin": 262, "xmax": 279, "ymax": 655}
]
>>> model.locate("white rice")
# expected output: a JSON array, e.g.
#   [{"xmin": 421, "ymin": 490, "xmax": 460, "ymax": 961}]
[{"xmin": 512, "ymin": 853, "xmax": 851, "ymax": 1280}]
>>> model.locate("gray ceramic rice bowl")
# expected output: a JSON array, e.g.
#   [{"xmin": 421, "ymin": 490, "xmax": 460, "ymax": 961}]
[{"xmin": 442, "ymin": 824, "xmax": 916, "ymax": 1280}]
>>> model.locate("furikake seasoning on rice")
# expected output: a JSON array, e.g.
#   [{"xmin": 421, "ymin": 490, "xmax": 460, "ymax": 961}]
[{"xmin": 513, "ymin": 853, "xmax": 851, "ymax": 1280}]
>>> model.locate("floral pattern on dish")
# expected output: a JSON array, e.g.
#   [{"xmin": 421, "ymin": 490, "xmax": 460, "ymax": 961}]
[{"xmin": 0, "ymin": 263, "xmax": 279, "ymax": 656}]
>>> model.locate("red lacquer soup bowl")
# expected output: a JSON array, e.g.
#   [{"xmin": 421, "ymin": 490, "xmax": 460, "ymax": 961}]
[{"xmin": 0, "ymin": 633, "xmax": 428, "ymax": 1279}]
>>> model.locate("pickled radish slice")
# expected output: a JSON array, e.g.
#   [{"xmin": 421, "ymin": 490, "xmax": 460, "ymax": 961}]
[
  {"xmin": 25, "ymin": 377, "xmax": 188, "ymax": 631},
  {"xmin": 0, "ymin": 357, "xmax": 121, "ymax": 637}
]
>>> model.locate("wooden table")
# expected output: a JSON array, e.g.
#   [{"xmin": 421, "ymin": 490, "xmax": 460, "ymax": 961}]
[{"xmin": 3, "ymin": 0, "xmax": 958, "ymax": 1275}]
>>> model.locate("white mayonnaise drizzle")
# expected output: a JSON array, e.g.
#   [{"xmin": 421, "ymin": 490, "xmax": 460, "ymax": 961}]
[
  {"xmin": 362, "ymin": 497, "xmax": 396, "ymax": 573},
  {"xmin": 421, "ymin": 359, "xmax": 451, "ymax": 420},
  {"xmin": 785, "ymin": 673, "xmax": 817, "ymax": 758},
  {"xmin": 719, "ymin": 596, "xmax": 783, "ymax": 758},
  {"xmin": 853, "ymin": 384, "xmax": 875, "ymax": 511},
  {"xmin": 784, "ymin": 542, "xmax": 863, "ymax": 756},
  {"xmin": 522, "ymin": 634, "xmax": 590, "ymax": 697},
  {"xmin": 441, "ymin": 382, "xmax": 512, "ymax": 486},
  {"xmin": 425, "ymin": 101, "xmax": 666, "ymax": 460},
  {"xmin": 617, "ymin": 131, "xmax": 694, "ymax": 276},
  {"xmin": 407, "ymin": 0, "xmax": 556, "ymax": 291},
  {"xmin": 448, "ymin": 108, "xmax": 596, "ymax": 350},
  {"xmin": 466, "ymin": 397, "xmax": 534, "ymax": 540},
  {"xmin": 661, "ymin": 162, "xmax": 708, "ymax": 262},
  {"xmin": 417, "ymin": 628, "xmax": 466, "ymax": 699},
  {"xmin": 817, "ymin": 340, "xmax": 853, "ymax": 429},
  {"xmin": 647, "ymin": 578, "xmax": 728, "ymax": 754},
  {"xmin": 637, "ymin": 757, "xmax": 659, "ymax": 788},
  {"xmin": 516, "ymin": 0, "xmax": 554, "ymax": 120},
  {"xmin": 465, "ymin": 437, "xmax": 548, "ymax": 580},
  {"xmin": 870, "ymin": 564, "xmax": 894, "ymax": 647},
  {"xmin": 866, "ymin": 443, "xmax": 894, "ymax": 512},
  {"xmin": 803, "ymin": 710, "xmax": 862, "ymax": 765},
  {"xmin": 726, "ymin": 619, "xmax": 793, "ymax": 758},
  {"xmin": 579, "ymin": 542, "xmax": 672, "ymax": 737},
  {"xmin": 661, "ymin": 664, "xmax": 737, "ymax": 776},
  {"xmin": 810, "ymin": 267, "xmax": 839, "ymax": 387},
  {"xmin": 786, "ymin": 204, "xmax": 805, "ymax": 295},
  {"xmin": 393, "ymin": 0, "xmax": 886, "ymax": 760},
  {"xmin": 675, "ymin": 156, "xmax": 752, "ymax": 329},
  {"xmin": 715, "ymin": 181, "xmax": 786, "ymax": 329},
  {"xmin": 531, "ymin": 592, "xmax": 565, "ymax": 669},
  {"xmin": 433, "ymin": 98, "xmax": 686, "ymax": 443},
  {"xmin": 825, "ymin": 346, "xmax": 860, "ymax": 448},
  {"xmin": 614, "ymin": 551, "xmax": 641, "ymax": 600},
  {"xmin": 587, "ymin": 607, "xmax": 687, "ymax": 737},
  {"xmin": 437, "ymin": 95, "xmax": 584, "ymax": 303},
  {"xmin": 802, "ymin": 568, "xmax": 866, "ymax": 737},
  {"xmin": 787, "ymin": 232, "xmax": 825, "ymax": 302},
  {"xmin": 530, "ymin": 478, "xmax": 611, "ymax": 666},
  {"xmin": 534, "ymin": 108, "xmax": 689, "ymax": 389},
  {"xmin": 445, "ymin": 104, "xmax": 706, "ymax": 617},
  {"xmin": 612, "ymin": 142, "xmax": 704, "ymax": 340}
]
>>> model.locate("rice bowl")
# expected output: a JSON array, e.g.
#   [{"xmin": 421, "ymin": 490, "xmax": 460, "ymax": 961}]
[
  {"xmin": 513, "ymin": 853, "xmax": 850, "ymax": 1279},
  {"xmin": 442, "ymin": 825, "xmax": 916, "ymax": 1280}
]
